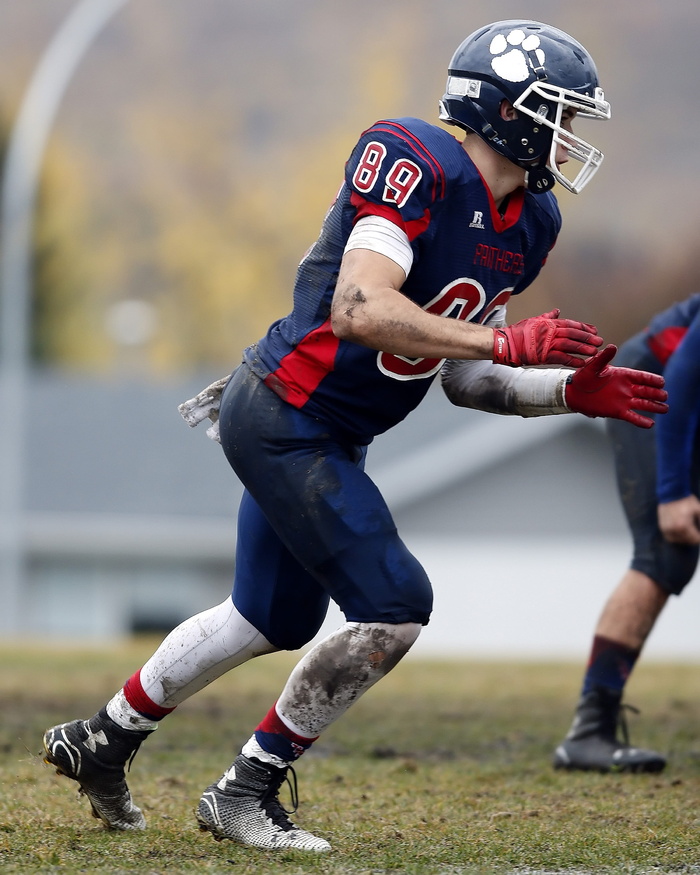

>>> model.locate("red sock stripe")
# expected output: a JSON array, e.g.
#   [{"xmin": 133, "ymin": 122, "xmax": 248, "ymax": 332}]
[
  {"xmin": 257, "ymin": 702, "xmax": 318, "ymax": 743},
  {"xmin": 123, "ymin": 671, "xmax": 176, "ymax": 720}
]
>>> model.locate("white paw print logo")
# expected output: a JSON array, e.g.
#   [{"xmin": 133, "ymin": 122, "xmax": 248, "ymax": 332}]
[{"xmin": 489, "ymin": 29, "xmax": 545, "ymax": 83}]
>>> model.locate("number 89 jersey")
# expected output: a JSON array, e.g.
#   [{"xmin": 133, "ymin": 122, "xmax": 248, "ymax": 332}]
[{"xmin": 244, "ymin": 117, "xmax": 562, "ymax": 444}]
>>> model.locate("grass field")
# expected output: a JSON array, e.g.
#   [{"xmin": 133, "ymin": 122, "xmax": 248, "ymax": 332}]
[{"xmin": 1, "ymin": 639, "xmax": 698, "ymax": 874}]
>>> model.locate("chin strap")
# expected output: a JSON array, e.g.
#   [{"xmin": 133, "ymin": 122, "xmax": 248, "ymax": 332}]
[{"xmin": 525, "ymin": 163, "xmax": 555, "ymax": 193}]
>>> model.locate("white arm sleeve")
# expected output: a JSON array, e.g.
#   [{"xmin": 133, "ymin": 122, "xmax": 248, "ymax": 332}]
[
  {"xmin": 441, "ymin": 358, "xmax": 572, "ymax": 417},
  {"xmin": 440, "ymin": 306, "xmax": 574, "ymax": 417},
  {"xmin": 343, "ymin": 216, "xmax": 413, "ymax": 277}
]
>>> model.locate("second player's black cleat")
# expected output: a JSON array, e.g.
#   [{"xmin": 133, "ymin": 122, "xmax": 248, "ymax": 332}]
[
  {"xmin": 553, "ymin": 686, "xmax": 666, "ymax": 773},
  {"xmin": 43, "ymin": 707, "xmax": 152, "ymax": 829}
]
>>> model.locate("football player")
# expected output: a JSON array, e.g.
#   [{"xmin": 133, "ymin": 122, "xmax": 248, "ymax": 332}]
[
  {"xmin": 43, "ymin": 21, "xmax": 667, "ymax": 851},
  {"xmin": 554, "ymin": 294, "xmax": 700, "ymax": 773}
]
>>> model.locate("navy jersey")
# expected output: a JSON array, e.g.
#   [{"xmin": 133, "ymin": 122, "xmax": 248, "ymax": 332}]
[
  {"xmin": 244, "ymin": 117, "xmax": 561, "ymax": 443},
  {"xmin": 645, "ymin": 293, "xmax": 700, "ymax": 365},
  {"xmin": 643, "ymin": 293, "xmax": 700, "ymax": 503}
]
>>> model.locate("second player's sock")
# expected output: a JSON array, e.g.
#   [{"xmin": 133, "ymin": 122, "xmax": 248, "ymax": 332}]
[{"xmin": 582, "ymin": 634, "xmax": 640, "ymax": 695}]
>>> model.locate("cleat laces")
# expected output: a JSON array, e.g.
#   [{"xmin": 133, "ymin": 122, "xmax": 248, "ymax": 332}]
[
  {"xmin": 616, "ymin": 702, "xmax": 640, "ymax": 747},
  {"xmin": 261, "ymin": 765, "xmax": 299, "ymax": 830}
]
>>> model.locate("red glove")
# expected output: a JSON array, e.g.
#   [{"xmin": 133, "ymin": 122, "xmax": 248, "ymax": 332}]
[
  {"xmin": 565, "ymin": 344, "xmax": 669, "ymax": 428},
  {"xmin": 493, "ymin": 309, "xmax": 603, "ymax": 368}
]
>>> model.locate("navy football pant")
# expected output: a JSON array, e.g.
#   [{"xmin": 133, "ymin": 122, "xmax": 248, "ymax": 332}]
[
  {"xmin": 607, "ymin": 333, "xmax": 700, "ymax": 595},
  {"xmin": 217, "ymin": 364, "xmax": 433, "ymax": 650}
]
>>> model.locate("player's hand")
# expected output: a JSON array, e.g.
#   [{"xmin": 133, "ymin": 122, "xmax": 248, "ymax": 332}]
[
  {"xmin": 658, "ymin": 496, "xmax": 700, "ymax": 545},
  {"xmin": 564, "ymin": 344, "xmax": 668, "ymax": 428},
  {"xmin": 492, "ymin": 308, "xmax": 603, "ymax": 368}
]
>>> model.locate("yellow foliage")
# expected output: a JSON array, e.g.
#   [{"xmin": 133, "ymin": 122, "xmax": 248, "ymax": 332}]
[{"xmin": 25, "ymin": 10, "xmax": 437, "ymax": 376}]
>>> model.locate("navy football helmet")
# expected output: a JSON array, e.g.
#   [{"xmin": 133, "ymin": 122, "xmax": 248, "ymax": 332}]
[{"xmin": 439, "ymin": 20, "xmax": 611, "ymax": 194}]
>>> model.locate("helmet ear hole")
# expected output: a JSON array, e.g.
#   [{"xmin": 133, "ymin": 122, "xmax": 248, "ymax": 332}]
[{"xmin": 499, "ymin": 100, "xmax": 517, "ymax": 121}]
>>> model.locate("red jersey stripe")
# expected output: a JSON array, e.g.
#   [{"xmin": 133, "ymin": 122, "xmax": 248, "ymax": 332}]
[
  {"xmin": 349, "ymin": 192, "xmax": 431, "ymax": 241},
  {"xmin": 264, "ymin": 319, "xmax": 340, "ymax": 407},
  {"xmin": 472, "ymin": 163, "xmax": 525, "ymax": 232}
]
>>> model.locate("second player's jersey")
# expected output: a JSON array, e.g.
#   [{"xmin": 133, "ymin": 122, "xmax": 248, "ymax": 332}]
[
  {"xmin": 645, "ymin": 294, "xmax": 700, "ymax": 365},
  {"xmin": 642, "ymin": 293, "xmax": 700, "ymax": 503},
  {"xmin": 244, "ymin": 117, "xmax": 562, "ymax": 443}
]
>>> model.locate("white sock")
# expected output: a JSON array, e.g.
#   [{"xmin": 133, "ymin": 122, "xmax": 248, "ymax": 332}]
[
  {"xmin": 106, "ymin": 689, "xmax": 159, "ymax": 732},
  {"xmin": 240, "ymin": 735, "xmax": 289, "ymax": 769}
]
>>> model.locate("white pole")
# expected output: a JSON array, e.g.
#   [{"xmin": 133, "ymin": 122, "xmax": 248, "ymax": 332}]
[{"xmin": 0, "ymin": 0, "xmax": 130, "ymax": 635}]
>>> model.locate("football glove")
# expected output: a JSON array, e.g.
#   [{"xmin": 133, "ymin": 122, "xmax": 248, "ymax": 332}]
[
  {"xmin": 493, "ymin": 308, "xmax": 603, "ymax": 368},
  {"xmin": 564, "ymin": 344, "xmax": 668, "ymax": 428}
]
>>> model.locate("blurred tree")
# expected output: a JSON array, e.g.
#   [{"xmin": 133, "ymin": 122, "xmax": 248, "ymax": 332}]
[
  {"xmin": 23, "ymin": 7, "xmax": 427, "ymax": 376},
  {"xmin": 32, "ymin": 139, "xmax": 104, "ymax": 367}
]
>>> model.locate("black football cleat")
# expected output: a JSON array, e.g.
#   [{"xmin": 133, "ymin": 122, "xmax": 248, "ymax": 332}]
[
  {"xmin": 553, "ymin": 686, "xmax": 666, "ymax": 773},
  {"xmin": 43, "ymin": 708, "xmax": 151, "ymax": 829}
]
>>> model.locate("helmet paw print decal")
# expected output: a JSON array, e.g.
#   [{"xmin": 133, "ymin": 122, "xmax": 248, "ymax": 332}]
[{"xmin": 489, "ymin": 29, "xmax": 545, "ymax": 82}]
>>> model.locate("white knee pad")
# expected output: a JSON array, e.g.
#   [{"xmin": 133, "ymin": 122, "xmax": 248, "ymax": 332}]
[
  {"xmin": 342, "ymin": 621, "xmax": 422, "ymax": 671},
  {"xmin": 275, "ymin": 621, "xmax": 422, "ymax": 737}
]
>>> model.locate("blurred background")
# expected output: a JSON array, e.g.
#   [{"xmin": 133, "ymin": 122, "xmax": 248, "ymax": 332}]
[{"xmin": 0, "ymin": 0, "xmax": 699, "ymax": 660}]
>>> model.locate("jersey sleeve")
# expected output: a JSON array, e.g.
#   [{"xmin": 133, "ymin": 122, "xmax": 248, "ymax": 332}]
[
  {"xmin": 344, "ymin": 120, "xmax": 446, "ymax": 242},
  {"xmin": 656, "ymin": 311, "xmax": 700, "ymax": 503}
]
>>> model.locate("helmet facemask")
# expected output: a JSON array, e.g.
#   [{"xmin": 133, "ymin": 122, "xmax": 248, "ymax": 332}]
[{"xmin": 513, "ymin": 82, "xmax": 611, "ymax": 194}]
